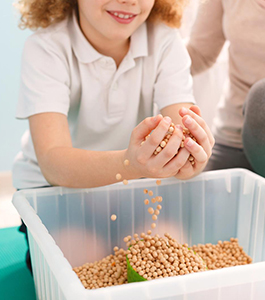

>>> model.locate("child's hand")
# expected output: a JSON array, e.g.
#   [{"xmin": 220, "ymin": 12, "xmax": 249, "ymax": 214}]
[
  {"xmin": 125, "ymin": 115, "xmax": 189, "ymax": 179},
  {"xmin": 174, "ymin": 105, "xmax": 215, "ymax": 179}
]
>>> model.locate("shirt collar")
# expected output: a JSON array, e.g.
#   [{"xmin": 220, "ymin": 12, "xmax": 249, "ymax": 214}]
[
  {"xmin": 130, "ymin": 22, "xmax": 148, "ymax": 60},
  {"xmin": 69, "ymin": 11, "xmax": 148, "ymax": 64}
]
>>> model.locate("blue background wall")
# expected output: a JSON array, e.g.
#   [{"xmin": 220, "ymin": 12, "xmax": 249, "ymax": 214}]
[{"xmin": 0, "ymin": 1, "xmax": 31, "ymax": 171}]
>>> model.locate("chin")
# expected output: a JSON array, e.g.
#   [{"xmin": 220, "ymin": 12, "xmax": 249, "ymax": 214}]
[{"xmin": 105, "ymin": 31, "xmax": 132, "ymax": 42}]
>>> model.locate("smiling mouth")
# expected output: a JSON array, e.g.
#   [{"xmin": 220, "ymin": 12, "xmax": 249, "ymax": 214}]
[{"xmin": 107, "ymin": 11, "xmax": 137, "ymax": 20}]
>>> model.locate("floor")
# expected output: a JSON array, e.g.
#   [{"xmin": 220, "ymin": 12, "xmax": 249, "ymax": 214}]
[{"xmin": 0, "ymin": 171, "xmax": 21, "ymax": 229}]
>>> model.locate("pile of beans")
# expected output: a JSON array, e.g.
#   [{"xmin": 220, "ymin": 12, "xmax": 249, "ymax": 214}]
[
  {"xmin": 73, "ymin": 247, "xmax": 128, "ymax": 289},
  {"xmin": 126, "ymin": 232, "xmax": 207, "ymax": 280},
  {"xmin": 73, "ymin": 235, "xmax": 252, "ymax": 289},
  {"xmin": 191, "ymin": 238, "xmax": 252, "ymax": 270}
]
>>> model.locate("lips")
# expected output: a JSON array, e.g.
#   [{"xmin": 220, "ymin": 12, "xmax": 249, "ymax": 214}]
[{"xmin": 107, "ymin": 10, "xmax": 138, "ymax": 24}]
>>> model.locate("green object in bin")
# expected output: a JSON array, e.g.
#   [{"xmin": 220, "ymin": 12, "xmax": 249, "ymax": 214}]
[{"xmin": 126, "ymin": 254, "xmax": 147, "ymax": 283}]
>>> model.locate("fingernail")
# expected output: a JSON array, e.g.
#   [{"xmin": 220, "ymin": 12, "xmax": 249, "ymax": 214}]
[
  {"xmin": 176, "ymin": 124, "xmax": 183, "ymax": 131},
  {"xmin": 185, "ymin": 116, "xmax": 192, "ymax": 125},
  {"xmin": 153, "ymin": 114, "xmax": 161, "ymax": 122},
  {"xmin": 186, "ymin": 138, "xmax": 194, "ymax": 147},
  {"xmin": 164, "ymin": 116, "xmax": 171, "ymax": 124},
  {"xmin": 181, "ymin": 107, "xmax": 188, "ymax": 114}
]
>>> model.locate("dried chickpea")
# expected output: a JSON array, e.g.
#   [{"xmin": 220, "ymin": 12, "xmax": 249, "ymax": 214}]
[
  {"xmin": 111, "ymin": 214, "xmax": 117, "ymax": 221},
  {"xmin": 156, "ymin": 146, "xmax": 162, "ymax": 153},
  {"xmin": 160, "ymin": 141, "xmax": 166, "ymax": 148},
  {"xmin": 154, "ymin": 209, "xmax": 160, "ymax": 215},
  {"xmin": 152, "ymin": 215, "xmax": 158, "ymax": 221},
  {"xmin": 115, "ymin": 173, "xmax": 122, "ymax": 180},
  {"xmin": 157, "ymin": 196, "xmax": 163, "ymax": 203},
  {"xmin": 148, "ymin": 207, "xmax": 154, "ymax": 215},
  {"xmin": 124, "ymin": 159, "xmax": 130, "ymax": 166},
  {"xmin": 148, "ymin": 190, "xmax": 154, "ymax": 196}
]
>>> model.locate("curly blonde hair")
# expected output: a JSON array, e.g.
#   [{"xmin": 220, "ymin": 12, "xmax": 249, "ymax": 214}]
[{"xmin": 16, "ymin": 0, "xmax": 188, "ymax": 30}]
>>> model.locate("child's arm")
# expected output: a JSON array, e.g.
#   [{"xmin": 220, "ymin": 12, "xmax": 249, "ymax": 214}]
[
  {"xmin": 187, "ymin": 0, "xmax": 226, "ymax": 75},
  {"xmin": 161, "ymin": 103, "xmax": 215, "ymax": 179},
  {"xmin": 29, "ymin": 112, "xmax": 185, "ymax": 188}
]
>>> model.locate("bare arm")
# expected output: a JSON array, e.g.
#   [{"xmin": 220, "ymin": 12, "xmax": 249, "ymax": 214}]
[
  {"xmin": 29, "ymin": 112, "xmax": 189, "ymax": 188},
  {"xmin": 187, "ymin": 0, "xmax": 226, "ymax": 75},
  {"xmin": 29, "ymin": 113, "xmax": 130, "ymax": 188}
]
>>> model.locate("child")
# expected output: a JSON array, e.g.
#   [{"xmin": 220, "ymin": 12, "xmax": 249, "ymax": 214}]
[
  {"xmin": 187, "ymin": 0, "xmax": 265, "ymax": 177},
  {"xmin": 13, "ymin": 0, "xmax": 214, "ymax": 190},
  {"xmin": 13, "ymin": 0, "xmax": 214, "ymax": 272}
]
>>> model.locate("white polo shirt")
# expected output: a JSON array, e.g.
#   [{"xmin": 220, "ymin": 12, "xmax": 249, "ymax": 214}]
[{"xmin": 13, "ymin": 12, "xmax": 195, "ymax": 189}]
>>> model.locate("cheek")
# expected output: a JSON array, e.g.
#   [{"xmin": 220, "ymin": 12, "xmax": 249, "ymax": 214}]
[
  {"xmin": 145, "ymin": 0, "xmax": 155, "ymax": 14},
  {"xmin": 141, "ymin": 1, "xmax": 155, "ymax": 19},
  {"xmin": 79, "ymin": 0, "xmax": 102, "ymax": 16}
]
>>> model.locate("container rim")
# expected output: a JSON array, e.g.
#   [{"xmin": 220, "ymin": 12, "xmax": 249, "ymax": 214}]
[{"xmin": 13, "ymin": 168, "xmax": 265, "ymax": 199}]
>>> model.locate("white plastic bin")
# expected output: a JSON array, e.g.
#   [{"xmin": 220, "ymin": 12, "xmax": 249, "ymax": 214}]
[{"xmin": 12, "ymin": 169, "xmax": 265, "ymax": 300}]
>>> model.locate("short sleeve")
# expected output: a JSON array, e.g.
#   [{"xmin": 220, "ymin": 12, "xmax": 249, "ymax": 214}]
[
  {"xmin": 16, "ymin": 34, "xmax": 71, "ymax": 119},
  {"xmin": 154, "ymin": 29, "xmax": 195, "ymax": 111}
]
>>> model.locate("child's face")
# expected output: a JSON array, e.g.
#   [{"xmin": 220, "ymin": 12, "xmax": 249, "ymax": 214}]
[{"xmin": 78, "ymin": 0, "xmax": 155, "ymax": 43}]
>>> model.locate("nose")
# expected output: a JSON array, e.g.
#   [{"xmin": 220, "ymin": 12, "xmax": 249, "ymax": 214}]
[{"xmin": 117, "ymin": 0, "xmax": 136, "ymax": 5}]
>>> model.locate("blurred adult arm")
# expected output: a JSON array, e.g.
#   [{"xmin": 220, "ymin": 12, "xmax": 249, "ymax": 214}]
[{"xmin": 187, "ymin": 0, "xmax": 226, "ymax": 75}]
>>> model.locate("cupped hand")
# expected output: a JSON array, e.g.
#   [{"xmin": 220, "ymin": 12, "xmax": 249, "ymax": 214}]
[
  {"xmin": 125, "ymin": 115, "xmax": 189, "ymax": 179},
  {"xmin": 174, "ymin": 105, "xmax": 215, "ymax": 179}
]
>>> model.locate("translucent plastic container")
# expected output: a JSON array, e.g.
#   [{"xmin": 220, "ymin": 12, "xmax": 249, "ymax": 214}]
[{"xmin": 12, "ymin": 169, "xmax": 265, "ymax": 300}]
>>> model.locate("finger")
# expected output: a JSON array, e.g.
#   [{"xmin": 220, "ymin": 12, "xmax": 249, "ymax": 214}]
[
  {"xmin": 162, "ymin": 146, "xmax": 190, "ymax": 175},
  {"xmin": 189, "ymin": 105, "xmax": 201, "ymax": 117},
  {"xmin": 182, "ymin": 115, "xmax": 212, "ymax": 157},
  {"xmin": 132, "ymin": 114, "xmax": 163, "ymax": 144},
  {"xmin": 154, "ymin": 125, "xmax": 183, "ymax": 168},
  {"xmin": 184, "ymin": 137, "xmax": 208, "ymax": 164},
  {"xmin": 179, "ymin": 107, "xmax": 215, "ymax": 147},
  {"xmin": 175, "ymin": 160, "xmax": 194, "ymax": 178},
  {"xmin": 140, "ymin": 116, "xmax": 173, "ymax": 160}
]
